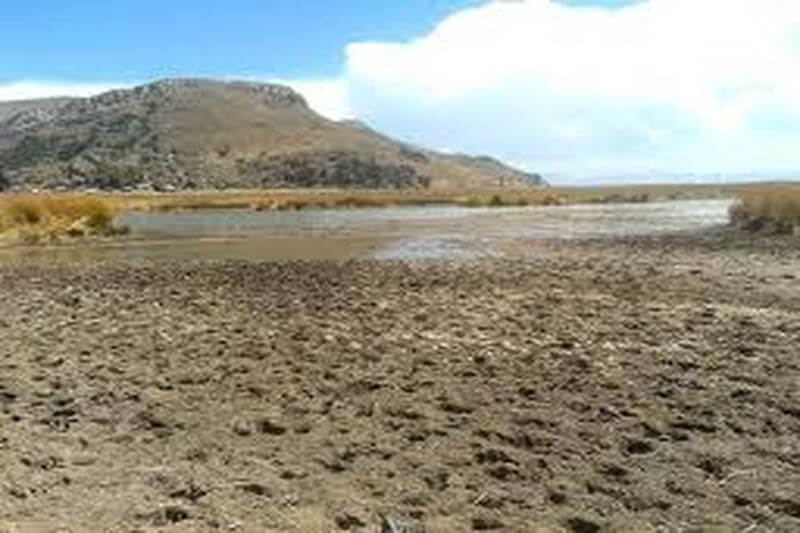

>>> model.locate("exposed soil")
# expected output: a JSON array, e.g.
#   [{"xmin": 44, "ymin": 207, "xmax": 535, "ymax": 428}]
[{"xmin": 1, "ymin": 230, "xmax": 799, "ymax": 532}]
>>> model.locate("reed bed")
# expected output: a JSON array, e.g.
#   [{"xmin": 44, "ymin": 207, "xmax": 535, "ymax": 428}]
[
  {"xmin": 0, "ymin": 194, "xmax": 119, "ymax": 244},
  {"xmin": 106, "ymin": 188, "xmax": 566, "ymax": 212},
  {"xmin": 729, "ymin": 184, "xmax": 800, "ymax": 233}
]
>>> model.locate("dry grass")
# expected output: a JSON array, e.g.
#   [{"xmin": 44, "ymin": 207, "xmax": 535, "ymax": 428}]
[
  {"xmin": 109, "ymin": 182, "xmax": 777, "ymax": 213},
  {"xmin": 550, "ymin": 182, "xmax": 763, "ymax": 203},
  {"xmin": 729, "ymin": 184, "xmax": 800, "ymax": 233},
  {"xmin": 0, "ymin": 194, "xmax": 119, "ymax": 244},
  {"xmin": 104, "ymin": 188, "xmax": 566, "ymax": 212}
]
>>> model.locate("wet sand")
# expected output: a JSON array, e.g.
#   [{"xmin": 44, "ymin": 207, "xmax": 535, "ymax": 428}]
[
  {"xmin": 0, "ymin": 234, "xmax": 383, "ymax": 264},
  {"xmin": 1, "ymin": 229, "xmax": 799, "ymax": 531}
]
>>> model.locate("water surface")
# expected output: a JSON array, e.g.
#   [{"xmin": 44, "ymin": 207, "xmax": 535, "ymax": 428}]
[{"xmin": 1, "ymin": 199, "xmax": 732, "ymax": 262}]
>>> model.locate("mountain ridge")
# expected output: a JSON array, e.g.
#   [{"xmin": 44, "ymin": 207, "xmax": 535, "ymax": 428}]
[{"xmin": 0, "ymin": 78, "xmax": 544, "ymax": 191}]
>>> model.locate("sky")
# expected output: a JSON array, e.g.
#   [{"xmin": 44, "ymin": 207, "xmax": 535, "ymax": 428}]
[{"xmin": 2, "ymin": 0, "xmax": 800, "ymax": 182}]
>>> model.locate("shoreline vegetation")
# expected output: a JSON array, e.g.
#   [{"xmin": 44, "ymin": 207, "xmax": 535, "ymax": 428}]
[
  {"xmin": 1, "ymin": 182, "xmax": 798, "ymax": 245},
  {"xmin": 728, "ymin": 184, "xmax": 800, "ymax": 234},
  {"xmin": 0, "ymin": 194, "xmax": 121, "ymax": 244}
]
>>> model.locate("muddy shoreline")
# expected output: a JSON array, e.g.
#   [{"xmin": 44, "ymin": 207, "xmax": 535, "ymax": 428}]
[{"xmin": 1, "ymin": 230, "xmax": 799, "ymax": 531}]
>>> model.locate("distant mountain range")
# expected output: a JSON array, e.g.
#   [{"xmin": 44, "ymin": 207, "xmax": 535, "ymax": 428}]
[
  {"xmin": 549, "ymin": 171, "xmax": 800, "ymax": 186},
  {"xmin": 0, "ymin": 78, "xmax": 544, "ymax": 191}
]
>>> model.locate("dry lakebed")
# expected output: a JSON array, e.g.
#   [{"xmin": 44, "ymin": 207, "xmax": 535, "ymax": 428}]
[{"xmin": 0, "ymin": 200, "xmax": 799, "ymax": 532}]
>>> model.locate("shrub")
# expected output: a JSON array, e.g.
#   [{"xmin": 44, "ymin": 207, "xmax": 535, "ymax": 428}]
[
  {"xmin": 82, "ymin": 198, "xmax": 114, "ymax": 229},
  {"xmin": 6, "ymin": 198, "xmax": 43, "ymax": 224},
  {"xmin": 0, "ymin": 194, "xmax": 117, "ymax": 242},
  {"xmin": 729, "ymin": 186, "xmax": 800, "ymax": 233}
]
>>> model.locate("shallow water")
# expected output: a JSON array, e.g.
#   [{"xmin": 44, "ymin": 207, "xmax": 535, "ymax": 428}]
[
  {"xmin": 116, "ymin": 204, "xmax": 485, "ymax": 238},
  {"xmin": 0, "ymin": 199, "xmax": 732, "ymax": 262}
]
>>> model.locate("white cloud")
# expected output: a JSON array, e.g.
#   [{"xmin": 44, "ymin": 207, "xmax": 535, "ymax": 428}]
[
  {"xmin": 333, "ymin": 0, "xmax": 800, "ymax": 178},
  {"xmin": 273, "ymin": 78, "xmax": 354, "ymax": 120}
]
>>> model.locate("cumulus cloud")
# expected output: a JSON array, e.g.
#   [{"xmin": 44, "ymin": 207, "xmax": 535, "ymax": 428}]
[
  {"xmin": 272, "ymin": 78, "xmax": 354, "ymax": 120},
  {"xmin": 332, "ymin": 0, "xmax": 800, "ymax": 178}
]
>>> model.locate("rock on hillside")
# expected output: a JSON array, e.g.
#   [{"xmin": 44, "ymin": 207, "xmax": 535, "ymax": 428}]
[{"xmin": 0, "ymin": 79, "xmax": 544, "ymax": 191}]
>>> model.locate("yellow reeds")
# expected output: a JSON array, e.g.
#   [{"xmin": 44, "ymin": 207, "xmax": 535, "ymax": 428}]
[
  {"xmin": 729, "ymin": 185, "xmax": 800, "ymax": 233},
  {"xmin": 0, "ymin": 194, "xmax": 118, "ymax": 244}
]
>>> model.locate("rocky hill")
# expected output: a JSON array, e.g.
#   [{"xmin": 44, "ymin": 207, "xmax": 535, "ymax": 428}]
[
  {"xmin": 0, "ymin": 97, "xmax": 75, "ymax": 123},
  {"xmin": 0, "ymin": 79, "xmax": 544, "ymax": 191}
]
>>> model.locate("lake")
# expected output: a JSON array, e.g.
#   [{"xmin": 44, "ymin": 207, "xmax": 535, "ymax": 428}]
[{"xmin": 0, "ymin": 199, "xmax": 732, "ymax": 262}]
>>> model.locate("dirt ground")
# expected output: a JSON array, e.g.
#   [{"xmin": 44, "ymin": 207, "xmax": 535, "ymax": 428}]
[{"xmin": 1, "ymin": 230, "xmax": 799, "ymax": 532}]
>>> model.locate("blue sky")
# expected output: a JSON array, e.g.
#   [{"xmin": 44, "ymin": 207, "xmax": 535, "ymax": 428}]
[
  {"xmin": 1, "ymin": 0, "xmax": 633, "ymax": 82},
  {"xmin": 2, "ymin": 0, "xmax": 800, "ymax": 180},
  {"xmin": 1, "ymin": 1, "xmax": 485, "ymax": 82}
]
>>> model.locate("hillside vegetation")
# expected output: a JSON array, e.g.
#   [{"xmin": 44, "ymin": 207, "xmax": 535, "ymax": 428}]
[{"xmin": 0, "ymin": 79, "xmax": 544, "ymax": 191}]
